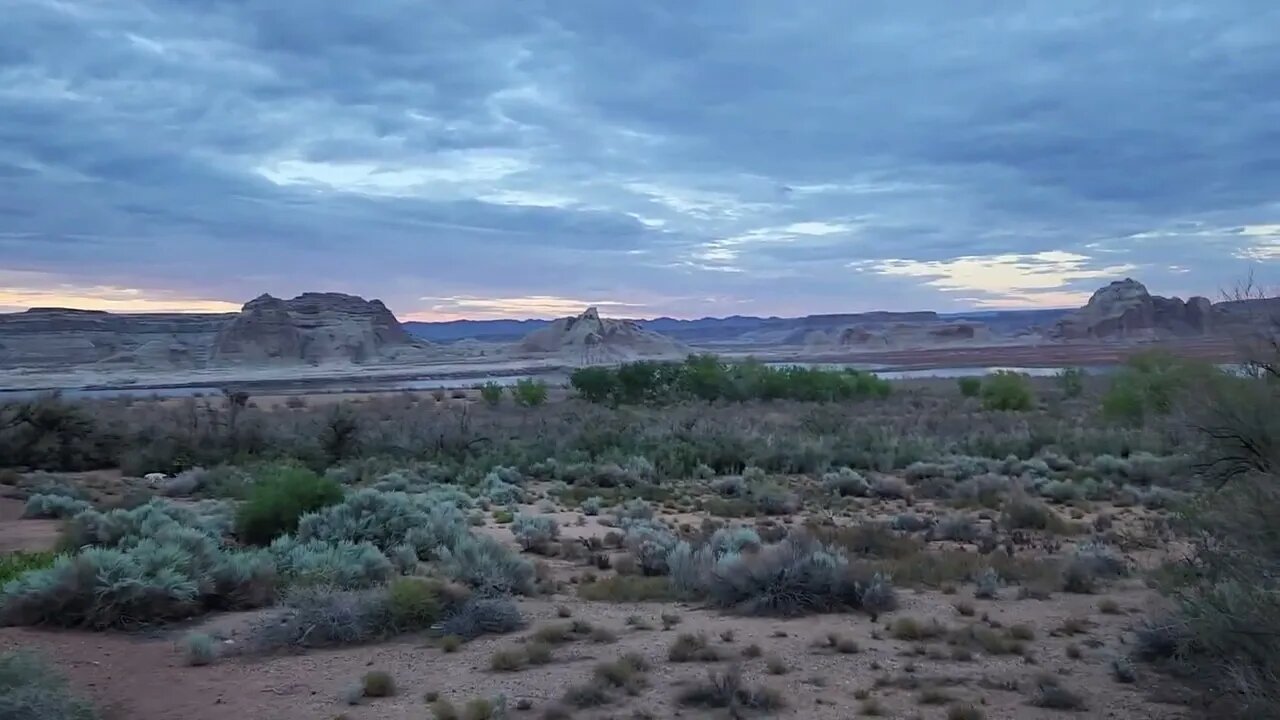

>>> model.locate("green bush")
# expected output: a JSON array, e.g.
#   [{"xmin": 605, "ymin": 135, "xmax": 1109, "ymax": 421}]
[
  {"xmin": 981, "ymin": 371, "xmax": 1034, "ymax": 411},
  {"xmin": 957, "ymin": 377, "xmax": 981, "ymax": 397},
  {"xmin": 0, "ymin": 551, "xmax": 57, "ymax": 587},
  {"xmin": 565, "ymin": 356, "xmax": 891, "ymax": 405},
  {"xmin": 1057, "ymin": 367, "xmax": 1086, "ymax": 398},
  {"xmin": 385, "ymin": 576, "xmax": 446, "ymax": 629},
  {"xmin": 235, "ymin": 466, "xmax": 344, "ymax": 546},
  {"xmin": 1146, "ymin": 373, "xmax": 1280, "ymax": 715},
  {"xmin": 0, "ymin": 651, "xmax": 99, "ymax": 720},
  {"xmin": 569, "ymin": 367, "xmax": 618, "ymax": 403},
  {"xmin": 479, "ymin": 382, "xmax": 504, "ymax": 407},
  {"xmin": 511, "ymin": 379, "xmax": 549, "ymax": 407},
  {"xmin": 1102, "ymin": 352, "xmax": 1212, "ymax": 424}
]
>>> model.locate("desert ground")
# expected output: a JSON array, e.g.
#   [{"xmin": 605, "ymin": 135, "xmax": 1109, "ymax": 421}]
[{"xmin": 0, "ymin": 357, "xmax": 1264, "ymax": 719}]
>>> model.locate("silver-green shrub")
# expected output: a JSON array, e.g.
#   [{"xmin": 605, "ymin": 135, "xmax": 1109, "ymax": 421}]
[
  {"xmin": 0, "ymin": 651, "xmax": 98, "ymax": 720},
  {"xmin": 22, "ymin": 494, "xmax": 92, "ymax": 519},
  {"xmin": 511, "ymin": 514, "xmax": 559, "ymax": 553}
]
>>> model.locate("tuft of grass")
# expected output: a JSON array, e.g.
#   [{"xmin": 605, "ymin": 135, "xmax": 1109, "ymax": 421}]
[
  {"xmin": 490, "ymin": 648, "xmax": 525, "ymax": 672},
  {"xmin": 563, "ymin": 682, "xmax": 612, "ymax": 709},
  {"xmin": 661, "ymin": 612, "xmax": 682, "ymax": 630},
  {"xmin": 577, "ymin": 575, "xmax": 678, "ymax": 602},
  {"xmin": 593, "ymin": 653, "xmax": 650, "ymax": 695},
  {"xmin": 1055, "ymin": 616, "xmax": 1090, "ymax": 636},
  {"xmin": 676, "ymin": 665, "xmax": 784, "ymax": 711},
  {"xmin": 430, "ymin": 699, "xmax": 459, "ymax": 720},
  {"xmin": 556, "ymin": 604, "xmax": 572, "ymax": 618},
  {"xmin": 954, "ymin": 601, "xmax": 976, "ymax": 617},
  {"xmin": 765, "ymin": 654, "xmax": 790, "ymax": 675},
  {"xmin": 440, "ymin": 635, "xmax": 463, "ymax": 653},
  {"xmin": 362, "ymin": 670, "xmax": 396, "ymax": 698},
  {"xmin": 891, "ymin": 616, "xmax": 947, "ymax": 642},
  {"xmin": 590, "ymin": 626, "xmax": 618, "ymax": 643},
  {"xmin": 463, "ymin": 698, "xmax": 497, "ymax": 720},
  {"xmin": 540, "ymin": 706, "xmax": 572, "ymax": 720},
  {"xmin": 1097, "ymin": 598, "xmax": 1121, "ymax": 615},
  {"xmin": 669, "ymin": 633, "xmax": 722, "ymax": 662},
  {"xmin": 525, "ymin": 641, "xmax": 554, "ymax": 665},
  {"xmin": 947, "ymin": 704, "xmax": 985, "ymax": 720},
  {"xmin": 533, "ymin": 623, "xmax": 574, "ymax": 645},
  {"xmin": 918, "ymin": 688, "xmax": 954, "ymax": 705},
  {"xmin": 1066, "ymin": 643, "xmax": 1082, "ymax": 659},
  {"xmin": 742, "ymin": 643, "xmax": 763, "ymax": 658},
  {"xmin": 860, "ymin": 698, "xmax": 888, "ymax": 716},
  {"xmin": 1031, "ymin": 675, "xmax": 1086, "ymax": 710},
  {"xmin": 181, "ymin": 632, "xmax": 217, "ymax": 666},
  {"xmin": 625, "ymin": 614, "xmax": 653, "ymax": 630},
  {"xmin": 1111, "ymin": 656, "xmax": 1137, "ymax": 684},
  {"xmin": 1008, "ymin": 623, "xmax": 1036, "ymax": 641},
  {"xmin": 822, "ymin": 633, "xmax": 861, "ymax": 654}
]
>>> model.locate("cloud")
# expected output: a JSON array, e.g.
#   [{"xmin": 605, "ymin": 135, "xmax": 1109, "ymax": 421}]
[
  {"xmin": 0, "ymin": 270, "xmax": 242, "ymax": 314},
  {"xmin": 1, "ymin": 0, "xmax": 1278, "ymax": 318},
  {"xmin": 412, "ymin": 294, "xmax": 646, "ymax": 321},
  {"xmin": 859, "ymin": 251, "xmax": 1137, "ymax": 307}
]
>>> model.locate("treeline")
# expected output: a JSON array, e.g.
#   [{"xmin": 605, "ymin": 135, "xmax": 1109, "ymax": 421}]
[{"xmin": 569, "ymin": 355, "xmax": 892, "ymax": 405}]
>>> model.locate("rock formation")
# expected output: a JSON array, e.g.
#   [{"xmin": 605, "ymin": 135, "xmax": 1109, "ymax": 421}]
[
  {"xmin": 514, "ymin": 307, "xmax": 686, "ymax": 363},
  {"xmin": 795, "ymin": 322, "xmax": 987, "ymax": 348},
  {"xmin": 0, "ymin": 292, "xmax": 431, "ymax": 373},
  {"xmin": 1051, "ymin": 279, "xmax": 1213, "ymax": 340},
  {"xmin": 211, "ymin": 293, "xmax": 429, "ymax": 365},
  {"xmin": 0, "ymin": 308, "xmax": 228, "ymax": 370}
]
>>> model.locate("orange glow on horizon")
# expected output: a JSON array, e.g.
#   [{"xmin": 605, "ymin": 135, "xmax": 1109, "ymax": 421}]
[{"xmin": 0, "ymin": 287, "xmax": 242, "ymax": 314}]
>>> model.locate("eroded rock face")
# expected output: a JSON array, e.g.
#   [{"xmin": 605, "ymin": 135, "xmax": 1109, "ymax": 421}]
[
  {"xmin": 211, "ymin": 293, "xmax": 426, "ymax": 365},
  {"xmin": 1052, "ymin": 279, "xmax": 1213, "ymax": 339},
  {"xmin": 515, "ymin": 306, "xmax": 685, "ymax": 362},
  {"xmin": 0, "ymin": 308, "xmax": 228, "ymax": 370},
  {"xmin": 0, "ymin": 292, "xmax": 431, "ymax": 372}
]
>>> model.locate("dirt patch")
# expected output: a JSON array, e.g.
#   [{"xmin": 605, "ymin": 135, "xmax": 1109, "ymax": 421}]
[{"xmin": 0, "ymin": 498, "xmax": 61, "ymax": 553}]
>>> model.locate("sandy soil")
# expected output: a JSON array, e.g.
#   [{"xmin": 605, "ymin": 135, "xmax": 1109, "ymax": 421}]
[
  {"xmin": 0, "ymin": 582, "xmax": 1179, "ymax": 720},
  {"xmin": 0, "ymin": 498, "xmax": 60, "ymax": 553},
  {"xmin": 0, "ymin": 481, "xmax": 1191, "ymax": 720}
]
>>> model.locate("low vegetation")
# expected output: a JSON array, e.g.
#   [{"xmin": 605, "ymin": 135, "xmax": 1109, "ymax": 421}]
[{"xmin": 0, "ymin": 341, "xmax": 1258, "ymax": 718}]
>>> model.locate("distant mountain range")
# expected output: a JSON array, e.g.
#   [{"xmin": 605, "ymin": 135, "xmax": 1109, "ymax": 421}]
[{"xmin": 404, "ymin": 308, "xmax": 1071, "ymax": 344}]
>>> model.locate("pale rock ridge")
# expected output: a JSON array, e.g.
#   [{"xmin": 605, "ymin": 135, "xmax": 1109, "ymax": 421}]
[{"xmin": 515, "ymin": 306, "xmax": 685, "ymax": 362}]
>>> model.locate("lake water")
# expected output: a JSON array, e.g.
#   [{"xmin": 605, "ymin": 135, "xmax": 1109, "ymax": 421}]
[{"xmin": 0, "ymin": 365, "xmax": 1093, "ymax": 401}]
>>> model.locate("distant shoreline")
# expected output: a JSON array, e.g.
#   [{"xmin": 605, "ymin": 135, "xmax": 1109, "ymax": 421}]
[{"xmin": 0, "ymin": 337, "xmax": 1239, "ymax": 398}]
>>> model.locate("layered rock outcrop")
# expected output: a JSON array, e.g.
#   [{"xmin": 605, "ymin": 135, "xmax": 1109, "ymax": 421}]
[
  {"xmin": 515, "ymin": 307, "xmax": 685, "ymax": 362},
  {"xmin": 0, "ymin": 292, "xmax": 431, "ymax": 373},
  {"xmin": 210, "ymin": 293, "xmax": 429, "ymax": 365},
  {"xmin": 0, "ymin": 308, "xmax": 228, "ymax": 370},
  {"xmin": 1052, "ymin": 279, "xmax": 1213, "ymax": 340}
]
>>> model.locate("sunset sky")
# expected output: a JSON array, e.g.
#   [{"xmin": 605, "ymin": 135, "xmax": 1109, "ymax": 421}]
[{"xmin": 3, "ymin": 1, "xmax": 1278, "ymax": 320}]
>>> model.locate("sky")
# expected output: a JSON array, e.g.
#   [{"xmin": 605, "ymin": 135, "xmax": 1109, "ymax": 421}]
[{"xmin": 2, "ymin": 1, "xmax": 1279, "ymax": 321}]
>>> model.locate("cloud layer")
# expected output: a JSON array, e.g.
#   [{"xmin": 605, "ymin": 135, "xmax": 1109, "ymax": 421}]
[{"xmin": 3, "ymin": 0, "xmax": 1278, "ymax": 318}]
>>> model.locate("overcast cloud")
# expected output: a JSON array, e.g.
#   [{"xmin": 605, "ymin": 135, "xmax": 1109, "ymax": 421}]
[{"xmin": 2, "ymin": 0, "xmax": 1278, "ymax": 319}]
